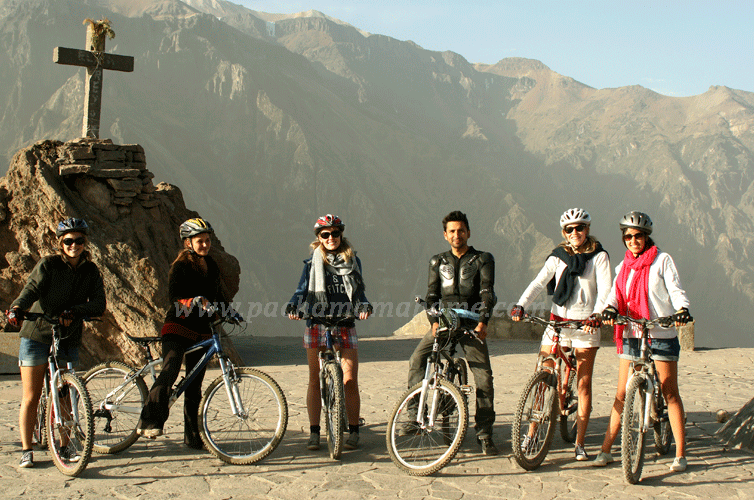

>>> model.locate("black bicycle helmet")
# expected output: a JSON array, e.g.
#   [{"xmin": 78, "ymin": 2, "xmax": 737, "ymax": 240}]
[
  {"xmin": 619, "ymin": 211, "xmax": 653, "ymax": 235},
  {"xmin": 56, "ymin": 217, "xmax": 89, "ymax": 237},
  {"xmin": 179, "ymin": 218, "xmax": 213, "ymax": 239}
]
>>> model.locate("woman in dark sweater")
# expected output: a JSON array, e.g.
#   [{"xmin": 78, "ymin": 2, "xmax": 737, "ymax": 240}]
[
  {"xmin": 7, "ymin": 217, "xmax": 106, "ymax": 469},
  {"xmin": 136, "ymin": 218, "xmax": 230, "ymax": 450}
]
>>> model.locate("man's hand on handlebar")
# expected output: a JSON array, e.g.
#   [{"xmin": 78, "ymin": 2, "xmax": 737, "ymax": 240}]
[{"xmin": 475, "ymin": 322, "xmax": 488, "ymax": 341}]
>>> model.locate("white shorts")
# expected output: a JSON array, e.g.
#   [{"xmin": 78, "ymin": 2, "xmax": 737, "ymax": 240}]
[{"xmin": 541, "ymin": 325, "xmax": 600, "ymax": 349}]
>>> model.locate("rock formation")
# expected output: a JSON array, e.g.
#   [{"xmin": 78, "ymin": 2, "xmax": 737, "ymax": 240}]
[{"xmin": 0, "ymin": 138, "xmax": 242, "ymax": 368}]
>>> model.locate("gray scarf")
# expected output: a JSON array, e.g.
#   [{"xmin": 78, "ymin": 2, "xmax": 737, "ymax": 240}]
[{"xmin": 306, "ymin": 249, "xmax": 364, "ymax": 316}]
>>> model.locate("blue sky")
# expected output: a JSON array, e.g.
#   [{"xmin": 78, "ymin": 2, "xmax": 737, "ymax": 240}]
[{"xmin": 237, "ymin": 0, "xmax": 752, "ymax": 97}]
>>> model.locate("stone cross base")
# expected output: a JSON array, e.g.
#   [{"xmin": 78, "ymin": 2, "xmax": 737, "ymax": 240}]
[
  {"xmin": 0, "ymin": 332, "xmax": 21, "ymax": 374},
  {"xmin": 678, "ymin": 322, "xmax": 695, "ymax": 351}
]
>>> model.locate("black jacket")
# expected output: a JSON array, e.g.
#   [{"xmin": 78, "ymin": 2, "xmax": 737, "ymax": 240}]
[
  {"xmin": 12, "ymin": 254, "xmax": 106, "ymax": 346},
  {"xmin": 164, "ymin": 254, "xmax": 229, "ymax": 337},
  {"xmin": 426, "ymin": 247, "xmax": 496, "ymax": 325}
]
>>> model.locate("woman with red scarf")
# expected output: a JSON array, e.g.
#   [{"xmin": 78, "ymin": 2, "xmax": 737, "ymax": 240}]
[{"xmin": 593, "ymin": 211, "xmax": 692, "ymax": 472}]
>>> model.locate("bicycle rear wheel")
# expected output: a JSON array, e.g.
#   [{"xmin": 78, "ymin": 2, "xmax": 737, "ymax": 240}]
[
  {"xmin": 653, "ymin": 388, "xmax": 672, "ymax": 455},
  {"xmin": 560, "ymin": 366, "xmax": 578, "ymax": 443},
  {"xmin": 34, "ymin": 382, "xmax": 48, "ymax": 447},
  {"xmin": 200, "ymin": 367, "xmax": 288, "ymax": 465},
  {"xmin": 84, "ymin": 361, "xmax": 147, "ymax": 454},
  {"xmin": 622, "ymin": 376, "xmax": 647, "ymax": 484},
  {"xmin": 511, "ymin": 370, "xmax": 558, "ymax": 470},
  {"xmin": 47, "ymin": 372, "xmax": 94, "ymax": 477},
  {"xmin": 386, "ymin": 379, "xmax": 468, "ymax": 476},
  {"xmin": 322, "ymin": 362, "xmax": 345, "ymax": 459}
]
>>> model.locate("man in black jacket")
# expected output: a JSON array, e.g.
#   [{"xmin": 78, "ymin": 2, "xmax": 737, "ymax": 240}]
[{"xmin": 406, "ymin": 210, "xmax": 498, "ymax": 455}]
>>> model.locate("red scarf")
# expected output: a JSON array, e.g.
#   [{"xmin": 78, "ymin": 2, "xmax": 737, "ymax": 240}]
[{"xmin": 614, "ymin": 245, "xmax": 658, "ymax": 353}]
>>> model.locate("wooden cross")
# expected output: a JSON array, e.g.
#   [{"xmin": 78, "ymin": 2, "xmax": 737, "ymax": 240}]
[{"xmin": 53, "ymin": 19, "xmax": 134, "ymax": 139}]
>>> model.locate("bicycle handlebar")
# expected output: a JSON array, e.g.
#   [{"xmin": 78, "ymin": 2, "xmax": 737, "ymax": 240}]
[
  {"xmin": 521, "ymin": 314, "xmax": 584, "ymax": 330},
  {"xmin": 21, "ymin": 311, "xmax": 100, "ymax": 323},
  {"xmin": 613, "ymin": 314, "xmax": 675, "ymax": 329}
]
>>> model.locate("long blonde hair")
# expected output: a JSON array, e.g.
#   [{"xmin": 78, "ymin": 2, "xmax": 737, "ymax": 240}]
[{"xmin": 310, "ymin": 236, "xmax": 355, "ymax": 262}]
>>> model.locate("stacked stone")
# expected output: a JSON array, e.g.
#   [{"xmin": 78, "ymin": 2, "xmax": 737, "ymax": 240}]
[{"xmin": 57, "ymin": 138, "xmax": 159, "ymax": 214}]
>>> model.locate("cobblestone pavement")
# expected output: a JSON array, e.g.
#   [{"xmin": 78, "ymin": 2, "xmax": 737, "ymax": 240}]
[{"xmin": 1, "ymin": 336, "xmax": 753, "ymax": 499}]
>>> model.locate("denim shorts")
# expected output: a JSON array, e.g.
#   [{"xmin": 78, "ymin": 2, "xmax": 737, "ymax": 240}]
[
  {"xmin": 18, "ymin": 337, "xmax": 79, "ymax": 367},
  {"xmin": 619, "ymin": 337, "xmax": 680, "ymax": 362}
]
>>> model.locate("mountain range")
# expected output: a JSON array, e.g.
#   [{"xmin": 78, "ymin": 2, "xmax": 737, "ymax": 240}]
[{"xmin": 1, "ymin": 0, "xmax": 752, "ymax": 346}]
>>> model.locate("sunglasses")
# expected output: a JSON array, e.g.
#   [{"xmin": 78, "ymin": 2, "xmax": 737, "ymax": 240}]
[
  {"xmin": 564, "ymin": 224, "xmax": 587, "ymax": 234},
  {"xmin": 318, "ymin": 230, "xmax": 342, "ymax": 240},
  {"xmin": 623, "ymin": 232, "xmax": 646, "ymax": 242},
  {"xmin": 62, "ymin": 237, "xmax": 86, "ymax": 246}
]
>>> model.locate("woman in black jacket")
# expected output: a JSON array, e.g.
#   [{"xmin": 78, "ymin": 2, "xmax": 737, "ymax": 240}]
[
  {"xmin": 7, "ymin": 218, "xmax": 106, "ymax": 469},
  {"xmin": 136, "ymin": 218, "xmax": 231, "ymax": 450}
]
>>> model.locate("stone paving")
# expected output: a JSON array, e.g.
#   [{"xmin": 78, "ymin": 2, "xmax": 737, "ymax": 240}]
[{"xmin": 1, "ymin": 336, "xmax": 753, "ymax": 499}]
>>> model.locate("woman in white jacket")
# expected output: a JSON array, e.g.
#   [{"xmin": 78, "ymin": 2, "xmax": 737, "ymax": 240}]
[
  {"xmin": 511, "ymin": 208, "xmax": 612, "ymax": 462},
  {"xmin": 593, "ymin": 211, "xmax": 692, "ymax": 472}
]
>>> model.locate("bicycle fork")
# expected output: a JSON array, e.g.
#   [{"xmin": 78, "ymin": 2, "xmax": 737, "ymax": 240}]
[
  {"xmin": 49, "ymin": 361, "xmax": 80, "ymax": 434},
  {"xmin": 218, "ymin": 357, "xmax": 246, "ymax": 418}
]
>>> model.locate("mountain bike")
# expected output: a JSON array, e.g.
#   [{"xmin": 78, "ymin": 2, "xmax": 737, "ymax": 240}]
[
  {"xmin": 511, "ymin": 314, "xmax": 584, "ymax": 470},
  {"xmin": 24, "ymin": 312, "xmax": 95, "ymax": 477},
  {"xmin": 617, "ymin": 314, "xmax": 675, "ymax": 484},
  {"xmin": 84, "ymin": 302, "xmax": 288, "ymax": 464},
  {"xmin": 385, "ymin": 297, "xmax": 476, "ymax": 476},
  {"xmin": 296, "ymin": 314, "xmax": 357, "ymax": 460}
]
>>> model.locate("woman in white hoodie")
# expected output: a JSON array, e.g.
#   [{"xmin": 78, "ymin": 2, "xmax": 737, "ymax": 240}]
[
  {"xmin": 593, "ymin": 211, "xmax": 692, "ymax": 473},
  {"xmin": 511, "ymin": 208, "xmax": 612, "ymax": 462}
]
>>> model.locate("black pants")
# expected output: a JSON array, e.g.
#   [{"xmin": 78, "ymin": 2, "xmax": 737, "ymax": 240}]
[
  {"xmin": 138, "ymin": 334, "xmax": 208, "ymax": 444},
  {"xmin": 407, "ymin": 330, "xmax": 496, "ymax": 438}
]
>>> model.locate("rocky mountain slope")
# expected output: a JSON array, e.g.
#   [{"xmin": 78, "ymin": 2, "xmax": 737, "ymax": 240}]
[
  {"xmin": 0, "ymin": 0, "xmax": 752, "ymax": 346},
  {"xmin": 0, "ymin": 138, "xmax": 241, "ymax": 367}
]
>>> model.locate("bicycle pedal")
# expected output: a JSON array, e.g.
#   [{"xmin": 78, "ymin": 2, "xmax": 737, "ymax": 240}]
[{"xmin": 460, "ymin": 385, "xmax": 473, "ymax": 395}]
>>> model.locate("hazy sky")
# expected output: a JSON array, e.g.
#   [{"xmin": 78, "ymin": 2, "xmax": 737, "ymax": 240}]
[{"xmin": 237, "ymin": 0, "xmax": 752, "ymax": 97}]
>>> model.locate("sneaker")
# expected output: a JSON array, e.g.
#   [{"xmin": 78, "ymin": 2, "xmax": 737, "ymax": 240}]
[
  {"xmin": 479, "ymin": 437, "xmax": 499, "ymax": 456},
  {"xmin": 19, "ymin": 451, "xmax": 33, "ymax": 468},
  {"xmin": 136, "ymin": 427, "xmax": 163, "ymax": 439},
  {"xmin": 521, "ymin": 434, "xmax": 536, "ymax": 452},
  {"xmin": 307, "ymin": 433, "xmax": 320, "ymax": 451},
  {"xmin": 344, "ymin": 432, "xmax": 360, "ymax": 450},
  {"xmin": 59, "ymin": 445, "xmax": 81, "ymax": 463},
  {"xmin": 575, "ymin": 444, "xmax": 589, "ymax": 461},
  {"xmin": 670, "ymin": 456, "xmax": 687, "ymax": 472},
  {"xmin": 592, "ymin": 451, "xmax": 614, "ymax": 467}
]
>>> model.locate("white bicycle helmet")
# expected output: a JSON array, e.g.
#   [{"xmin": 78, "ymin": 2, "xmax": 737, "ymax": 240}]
[
  {"xmin": 619, "ymin": 211, "xmax": 653, "ymax": 234},
  {"xmin": 559, "ymin": 208, "xmax": 591, "ymax": 228}
]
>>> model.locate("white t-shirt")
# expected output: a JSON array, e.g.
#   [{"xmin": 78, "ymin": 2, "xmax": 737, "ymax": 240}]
[{"xmin": 517, "ymin": 250, "xmax": 612, "ymax": 320}]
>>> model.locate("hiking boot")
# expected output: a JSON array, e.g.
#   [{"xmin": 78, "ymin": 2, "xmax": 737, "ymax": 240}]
[
  {"xmin": 398, "ymin": 421, "xmax": 420, "ymax": 436},
  {"xmin": 59, "ymin": 445, "xmax": 81, "ymax": 463},
  {"xmin": 307, "ymin": 433, "xmax": 320, "ymax": 450},
  {"xmin": 184, "ymin": 435, "xmax": 205, "ymax": 450},
  {"xmin": 575, "ymin": 444, "xmax": 589, "ymax": 461},
  {"xmin": 479, "ymin": 437, "xmax": 499, "ymax": 456},
  {"xmin": 344, "ymin": 432, "xmax": 360, "ymax": 450},
  {"xmin": 592, "ymin": 451, "xmax": 614, "ymax": 467},
  {"xmin": 670, "ymin": 456, "xmax": 687, "ymax": 472},
  {"xmin": 137, "ymin": 427, "xmax": 163, "ymax": 439},
  {"xmin": 19, "ymin": 451, "xmax": 33, "ymax": 468}
]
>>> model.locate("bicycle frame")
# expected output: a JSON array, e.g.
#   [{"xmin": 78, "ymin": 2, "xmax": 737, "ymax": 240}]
[
  {"xmin": 623, "ymin": 319, "xmax": 662, "ymax": 434},
  {"xmin": 47, "ymin": 327, "xmax": 81, "ymax": 431}
]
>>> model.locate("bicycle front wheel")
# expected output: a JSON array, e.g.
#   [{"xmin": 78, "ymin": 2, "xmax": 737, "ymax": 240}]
[
  {"xmin": 511, "ymin": 370, "xmax": 558, "ymax": 470},
  {"xmin": 200, "ymin": 367, "xmax": 288, "ymax": 465},
  {"xmin": 386, "ymin": 379, "xmax": 468, "ymax": 476},
  {"xmin": 322, "ymin": 362, "xmax": 345, "ymax": 459},
  {"xmin": 622, "ymin": 376, "xmax": 647, "ymax": 484},
  {"xmin": 560, "ymin": 366, "xmax": 578, "ymax": 443},
  {"xmin": 47, "ymin": 372, "xmax": 94, "ymax": 477},
  {"xmin": 84, "ymin": 361, "xmax": 147, "ymax": 454}
]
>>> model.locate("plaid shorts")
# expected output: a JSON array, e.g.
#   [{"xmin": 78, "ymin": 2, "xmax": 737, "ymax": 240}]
[{"xmin": 304, "ymin": 324, "xmax": 358, "ymax": 349}]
